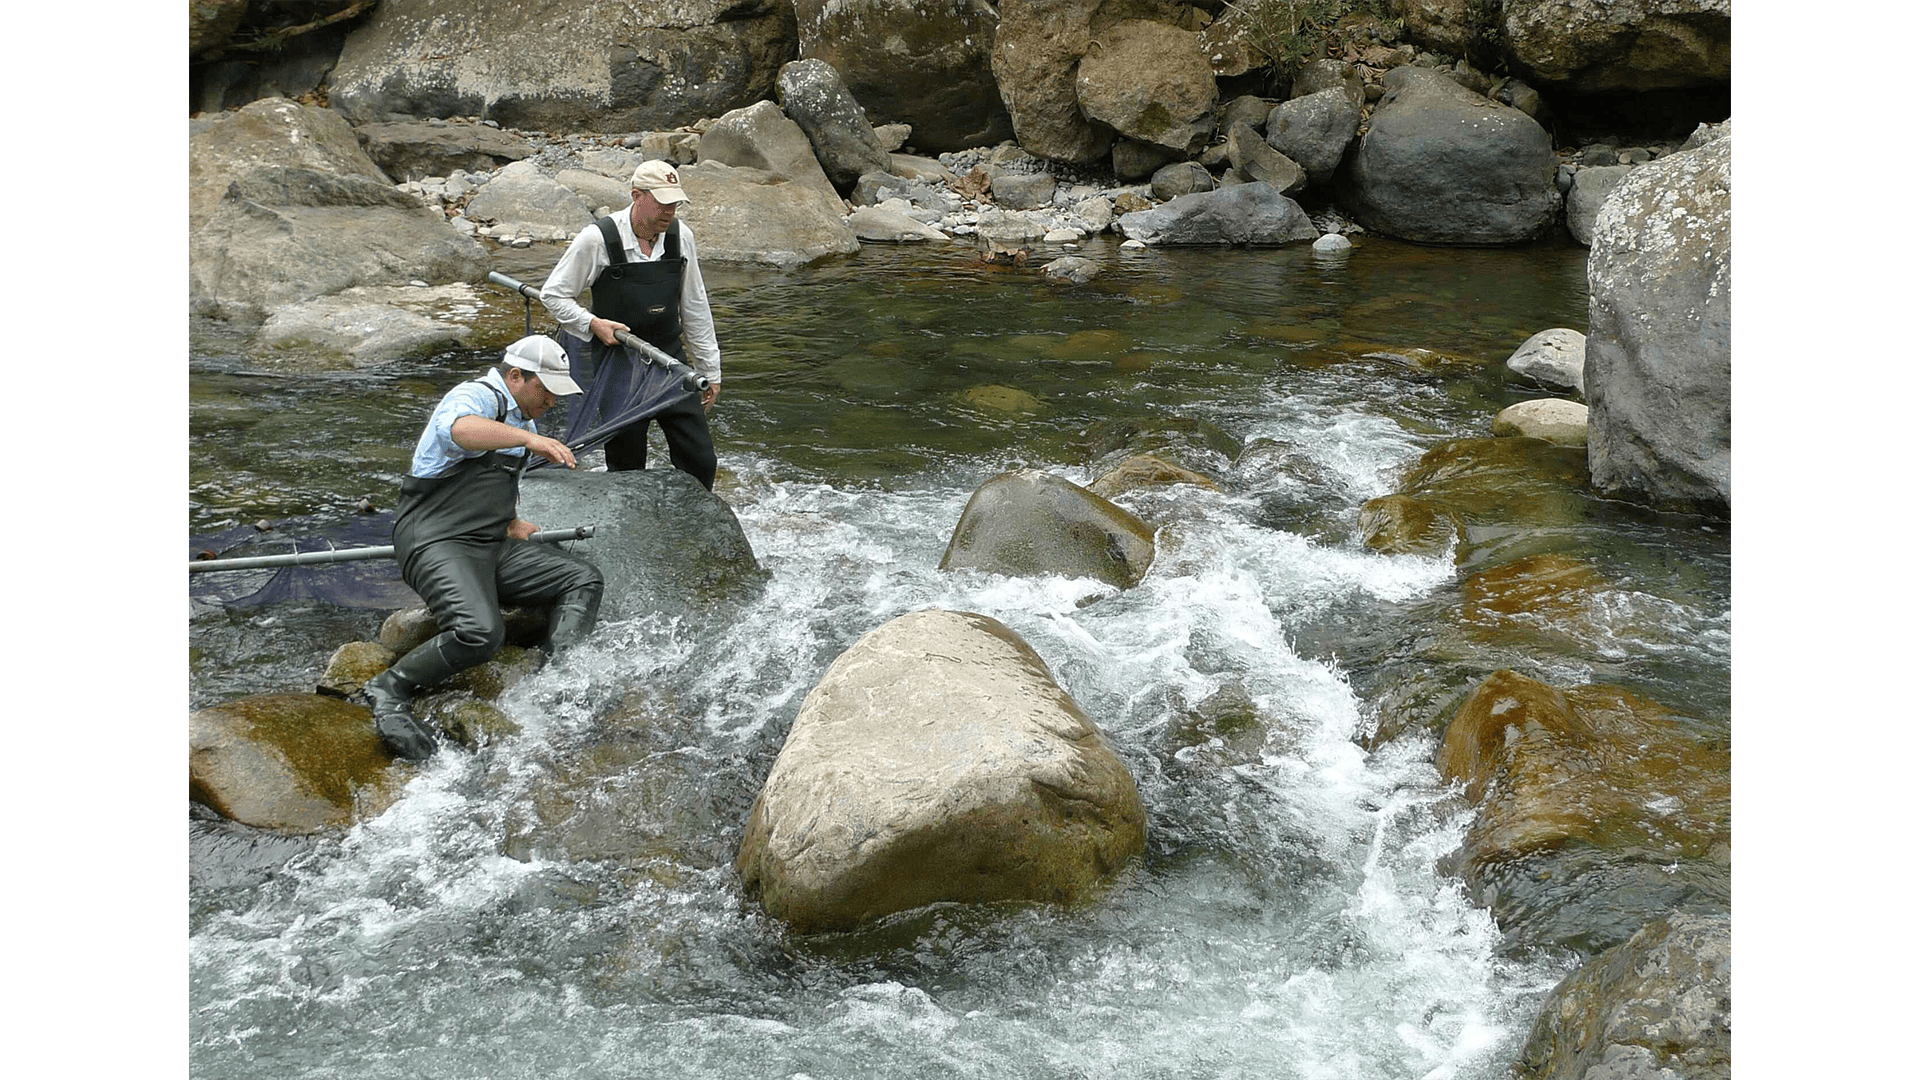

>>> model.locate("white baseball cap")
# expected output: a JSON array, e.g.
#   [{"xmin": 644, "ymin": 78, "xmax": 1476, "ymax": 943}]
[
  {"xmin": 630, "ymin": 160, "xmax": 690, "ymax": 205},
  {"xmin": 501, "ymin": 335, "xmax": 583, "ymax": 395}
]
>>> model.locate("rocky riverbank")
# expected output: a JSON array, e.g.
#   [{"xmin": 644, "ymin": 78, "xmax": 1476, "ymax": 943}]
[{"xmin": 188, "ymin": 3, "xmax": 1734, "ymax": 1075}]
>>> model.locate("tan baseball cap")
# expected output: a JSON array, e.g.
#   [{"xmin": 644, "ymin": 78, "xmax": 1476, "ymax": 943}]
[
  {"xmin": 502, "ymin": 335, "xmax": 583, "ymax": 396},
  {"xmin": 630, "ymin": 160, "xmax": 690, "ymax": 205}
]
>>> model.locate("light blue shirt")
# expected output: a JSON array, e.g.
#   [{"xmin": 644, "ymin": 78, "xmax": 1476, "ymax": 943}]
[{"xmin": 407, "ymin": 368, "xmax": 537, "ymax": 478}]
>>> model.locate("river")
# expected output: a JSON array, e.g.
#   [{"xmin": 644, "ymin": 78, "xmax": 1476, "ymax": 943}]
[{"xmin": 187, "ymin": 234, "xmax": 1729, "ymax": 1079}]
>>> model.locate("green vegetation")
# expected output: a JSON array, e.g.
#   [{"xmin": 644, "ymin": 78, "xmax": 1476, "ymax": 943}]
[{"xmin": 1221, "ymin": 0, "xmax": 1404, "ymax": 83}]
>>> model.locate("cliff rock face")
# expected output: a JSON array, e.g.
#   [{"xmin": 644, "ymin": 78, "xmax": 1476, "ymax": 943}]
[
  {"xmin": 1503, "ymin": 0, "xmax": 1732, "ymax": 94},
  {"xmin": 325, "ymin": 0, "xmax": 797, "ymax": 131},
  {"xmin": 1584, "ymin": 135, "xmax": 1732, "ymax": 512},
  {"xmin": 792, "ymin": 0, "xmax": 1013, "ymax": 153}
]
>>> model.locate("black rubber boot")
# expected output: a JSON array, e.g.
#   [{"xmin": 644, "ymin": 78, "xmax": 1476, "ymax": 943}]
[
  {"xmin": 544, "ymin": 585, "xmax": 603, "ymax": 653},
  {"xmin": 361, "ymin": 639, "xmax": 464, "ymax": 761}
]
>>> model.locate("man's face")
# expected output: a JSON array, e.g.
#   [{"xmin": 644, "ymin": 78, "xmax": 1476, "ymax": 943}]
[
  {"xmin": 630, "ymin": 188, "xmax": 679, "ymax": 238},
  {"xmin": 508, "ymin": 369, "xmax": 557, "ymax": 419}
]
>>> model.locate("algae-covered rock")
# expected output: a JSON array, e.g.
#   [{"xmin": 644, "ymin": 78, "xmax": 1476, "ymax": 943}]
[{"xmin": 190, "ymin": 693, "xmax": 404, "ymax": 834}]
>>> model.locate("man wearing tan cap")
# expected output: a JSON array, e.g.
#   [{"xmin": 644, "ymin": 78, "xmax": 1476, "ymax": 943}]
[
  {"xmin": 540, "ymin": 160, "xmax": 723, "ymax": 489},
  {"xmin": 359, "ymin": 335, "xmax": 604, "ymax": 760}
]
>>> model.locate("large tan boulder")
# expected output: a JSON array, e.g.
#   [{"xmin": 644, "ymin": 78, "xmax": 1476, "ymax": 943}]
[
  {"xmin": 190, "ymin": 694, "xmax": 404, "ymax": 834},
  {"xmin": 736, "ymin": 609, "xmax": 1147, "ymax": 932},
  {"xmin": 1074, "ymin": 19, "xmax": 1216, "ymax": 156},
  {"xmin": 990, "ymin": 0, "xmax": 1113, "ymax": 164},
  {"xmin": 939, "ymin": 469, "xmax": 1156, "ymax": 589}
]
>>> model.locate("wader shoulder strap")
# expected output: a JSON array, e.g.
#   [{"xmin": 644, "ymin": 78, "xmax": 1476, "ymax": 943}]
[
  {"xmin": 596, "ymin": 216, "xmax": 626, "ymax": 267},
  {"xmin": 663, "ymin": 221, "xmax": 681, "ymax": 261}
]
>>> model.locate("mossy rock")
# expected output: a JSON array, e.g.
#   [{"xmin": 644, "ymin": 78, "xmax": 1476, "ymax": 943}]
[
  {"xmin": 318, "ymin": 640, "xmax": 398, "ymax": 697},
  {"xmin": 1356, "ymin": 493, "xmax": 1459, "ymax": 556},
  {"xmin": 1089, "ymin": 454, "xmax": 1219, "ymax": 500},
  {"xmin": 190, "ymin": 693, "xmax": 405, "ymax": 834}
]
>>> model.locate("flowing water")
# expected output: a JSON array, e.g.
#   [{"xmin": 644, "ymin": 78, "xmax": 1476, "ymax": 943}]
[{"xmin": 187, "ymin": 235, "xmax": 1730, "ymax": 1079}]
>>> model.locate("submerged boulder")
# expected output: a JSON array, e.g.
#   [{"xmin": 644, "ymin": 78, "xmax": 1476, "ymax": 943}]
[
  {"xmin": 1516, "ymin": 912, "xmax": 1732, "ymax": 1080},
  {"xmin": 1437, "ymin": 670, "xmax": 1731, "ymax": 952},
  {"xmin": 939, "ymin": 469, "xmax": 1156, "ymax": 589},
  {"xmin": 1585, "ymin": 135, "xmax": 1731, "ymax": 513},
  {"xmin": 736, "ymin": 609, "xmax": 1147, "ymax": 932},
  {"xmin": 190, "ymin": 693, "xmax": 404, "ymax": 834}
]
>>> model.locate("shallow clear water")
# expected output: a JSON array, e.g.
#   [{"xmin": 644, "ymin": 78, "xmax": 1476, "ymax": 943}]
[{"xmin": 188, "ymin": 236, "xmax": 1727, "ymax": 1078}]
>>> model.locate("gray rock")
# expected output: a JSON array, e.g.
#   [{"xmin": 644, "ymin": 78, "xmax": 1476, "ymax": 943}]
[
  {"xmin": 1118, "ymin": 182, "xmax": 1319, "ymax": 247},
  {"xmin": 189, "ymin": 96, "xmax": 393, "ymax": 234},
  {"xmin": 1072, "ymin": 196, "xmax": 1114, "ymax": 234},
  {"xmin": 554, "ymin": 168, "xmax": 633, "ymax": 217},
  {"xmin": 1506, "ymin": 328, "xmax": 1587, "ymax": 393},
  {"xmin": 1491, "ymin": 77, "xmax": 1546, "ymax": 118},
  {"xmin": 992, "ymin": 171, "xmax": 1058, "ymax": 211},
  {"xmin": 1041, "ymin": 256, "xmax": 1100, "ymax": 284},
  {"xmin": 1567, "ymin": 165, "xmax": 1633, "ymax": 246},
  {"xmin": 1219, "ymin": 94, "xmax": 1274, "ymax": 133},
  {"xmin": 696, "ymin": 99, "xmax": 841, "ymax": 204},
  {"xmin": 1679, "ymin": 117, "xmax": 1731, "ymax": 151},
  {"xmin": 327, "ymin": 0, "xmax": 795, "ymax": 132},
  {"xmin": 1265, "ymin": 89, "xmax": 1361, "ymax": 188},
  {"xmin": 353, "ymin": 120, "xmax": 533, "ymax": 182},
  {"xmin": 1515, "ymin": 913, "xmax": 1731, "ymax": 1080},
  {"xmin": 939, "ymin": 469, "xmax": 1156, "ymax": 589},
  {"xmin": 1149, "ymin": 161, "xmax": 1215, "ymax": 201},
  {"xmin": 1291, "ymin": 59, "xmax": 1365, "ymax": 110},
  {"xmin": 735, "ymin": 609, "xmax": 1147, "ymax": 933},
  {"xmin": 1338, "ymin": 66, "xmax": 1559, "ymax": 245},
  {"xmin": 190, "ymin": 161, "xmax": 488, "ymax": 326},
  {"xmin": 1111, "ymin": 137, "xmax": 1182, "ymax": 182},
  {"xmin": 1585, "ymin": 135, "xmax": 1731, "ymax": 511},
  {"xmin": 849, "ymin": 205, "xmax": 950, "ymax": 243},
  {"xmin": 793, "ymin": 0, "xmax": 1012, "ymax": 153},
  {"xmin": 463, "ymin": 159, "xmax": 595, "ymax": 240},
  {"xmin": 515, "ymin": 469, "xmax": 766, "ymax": 622},
  {"xmin": 256, "ymin": 285, "xmax": 479, "ymax": 365},
  {"xmin": 1225, "ymin": 123, "xmax": 1307, "ymax": 196},
  {"xmin": 775, "ymin": 57, "xmax": 892, "ymax": 190},
  {"xmin": 1311, "ymin": 233, "xmax": 1352, "ymax": 253},
  {"xmin": 1074, "ymin": 19, "xmax": 1216, "ymax": 155}
]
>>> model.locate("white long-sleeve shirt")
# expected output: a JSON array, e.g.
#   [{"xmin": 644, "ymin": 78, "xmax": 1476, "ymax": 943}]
[{"xmin": 538, "ymin": 209, "xmax": 722, "ymax": 385}]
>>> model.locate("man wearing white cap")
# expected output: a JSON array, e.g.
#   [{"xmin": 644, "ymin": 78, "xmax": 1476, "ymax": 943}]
[
  {"xmin": 539, "ymin": 159, "xmax": 723, "ymax": 489},
  {"xmin": 360, "ymin": 335, "xmax": 605, "ymax": 760}
]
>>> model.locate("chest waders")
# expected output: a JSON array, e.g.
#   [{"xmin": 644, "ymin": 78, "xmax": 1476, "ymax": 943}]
[
  {"xmin": 363, "ymin": 382, "xmax": 605, "ymax": 761},
  {"xmin": 582, "ymin": 218, "xmax": 718, "ymax": 487}
]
